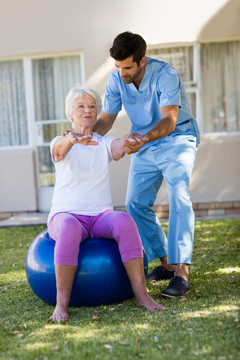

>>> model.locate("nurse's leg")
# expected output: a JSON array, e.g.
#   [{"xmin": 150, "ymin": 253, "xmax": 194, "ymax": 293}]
[
  {"xmin": 125, "ymin": 152, "xmax": 168, "ymax": 264},
  {"xmin": 48, "ymin": 212, "xmax": 89, "ymax": 321},
  {"xmin": 163, "ymin": 139, "xmax": 197, "ymax": 280}
]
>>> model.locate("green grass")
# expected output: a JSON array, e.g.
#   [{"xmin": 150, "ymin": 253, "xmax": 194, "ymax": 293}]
[{"xmin": 0, "ymin": 219, "xmax": 239, "ymax": 360}]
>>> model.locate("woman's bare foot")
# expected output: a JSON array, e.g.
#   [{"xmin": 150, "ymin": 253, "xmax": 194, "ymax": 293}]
[
  {"xmin": 49, "ymin": 264, "xmax": 77, "ymax": 322},
  {"xmin": 136, "ymin": 293, "xmax": 165, "ymax": 312},
  {"xmin": 123, "ymin": 258, "xmax": 165, "ymax": 312},
  {"xmin": 49, "ymin": 304, "xmax": 69, "ymax": 322}
]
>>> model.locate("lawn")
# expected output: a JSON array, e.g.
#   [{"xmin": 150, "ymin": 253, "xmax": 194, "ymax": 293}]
[{"xmin": 0, "ymin": 219, "xmax": 239, "ymax": 360}]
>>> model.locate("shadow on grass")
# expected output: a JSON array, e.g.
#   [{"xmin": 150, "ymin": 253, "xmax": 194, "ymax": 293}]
[{"xmin": 0, "ymin": 219, "xmax": 240, "ymax": 360}]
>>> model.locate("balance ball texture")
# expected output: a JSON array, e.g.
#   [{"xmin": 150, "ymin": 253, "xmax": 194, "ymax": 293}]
[{"xmin": 25, "ymin": 229, "xmax": 148, "ymax": 307}]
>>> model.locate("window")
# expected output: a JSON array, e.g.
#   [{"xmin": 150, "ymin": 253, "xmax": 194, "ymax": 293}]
[
  {"xmin": 0, "ymin": 60, "xmax": 28, "ymax": 146},
  {"xmin": 147, "ymin": 40, "xmax": 240, "ymax": 136},
  {"xmin": 147, "ymin": 45, "xmax": 194, "ymax": 83},
  {"xmin": 0, "ymin": 53, "xmax": 84, "ymax": 187},
  {"xmin": 200, "ymin": 40, "xmax": 240, "ymax": 133},
  {"xmin": 146, "ymin": 44, "xmax": 198, "ymax": 119},
  {"xmin": 32, "ymin": 55, "xmax": 83, "ymax": 186}
]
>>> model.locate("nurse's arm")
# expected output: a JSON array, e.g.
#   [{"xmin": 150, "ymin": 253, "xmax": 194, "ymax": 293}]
[
  {"xmin": 122, "ymin": 105, "xmax": 179, "ymax": 154},
  {"xmin": 144, "ymin": 105, "xmax": 178, "ymax": 142},
  {"xmin": 93, "ymin": 111, "xmax": 118, "ymax": 136},
  {"xmin": 111, "ymin": 135, "xmax": 150, "ymax": 159}
]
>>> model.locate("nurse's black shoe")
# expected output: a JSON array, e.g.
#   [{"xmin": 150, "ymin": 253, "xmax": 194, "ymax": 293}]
[
  {"xmin": 146, "ymin": 266, "xmax": 175, "ymax": 281},
  {"xmin": 161, "ymin": 276, "xmax": 191, "ymax": 298}
]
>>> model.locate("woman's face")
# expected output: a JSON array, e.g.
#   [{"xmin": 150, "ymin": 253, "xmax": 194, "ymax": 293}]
[{"xmin": 71, "ymin": 92, "xmax": 98, "ymax": 130}]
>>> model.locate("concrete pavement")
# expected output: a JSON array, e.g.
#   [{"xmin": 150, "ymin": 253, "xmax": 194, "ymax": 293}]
[
  {"xmin": 0, "ymin": 211, "xmax": 239, "ymax": 228},
  {"xmin": 0, "ymin": 212, "xmax": 48, "ymax": 227}
]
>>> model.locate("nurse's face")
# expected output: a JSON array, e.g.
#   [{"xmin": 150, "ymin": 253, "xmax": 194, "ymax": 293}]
[{"xmin": 114, "ymin": 56, "xmax": 146, "ymax": 85}]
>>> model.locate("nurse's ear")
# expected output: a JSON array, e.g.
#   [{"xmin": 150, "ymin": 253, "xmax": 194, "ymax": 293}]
[{"xmin": 140, "ymin": 56, "xmax": 147, "ymax": 67}]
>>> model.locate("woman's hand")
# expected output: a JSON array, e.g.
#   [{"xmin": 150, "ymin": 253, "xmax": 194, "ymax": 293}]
[
  {"xmin": 122, "ymin": 132, "xmax": 148, "ymax": 154},
  {"xmin": 111, "ymin": 132, "xmax": 149, "ymax": 160},
  {"xmin": 53, "ymin": 133, "xmax": 98, "ymax": 162},
  {"xmin": 62, "ymin": 130, "xmax": 71, "ymax": 136},
  {"xmin": 70, "ymin": 133, "xmax": 98, "ymax": 146}
]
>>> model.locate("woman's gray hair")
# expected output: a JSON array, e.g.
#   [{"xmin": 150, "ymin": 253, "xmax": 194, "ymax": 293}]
[{"xmin": 65, "ymin": 84, "xmax": 102, "ymax": 120}]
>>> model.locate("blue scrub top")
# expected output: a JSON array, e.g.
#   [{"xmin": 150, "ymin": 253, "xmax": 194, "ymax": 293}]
[{"xmin": 103, "ymin": 57, "xmax": 200, "ymax": 149}]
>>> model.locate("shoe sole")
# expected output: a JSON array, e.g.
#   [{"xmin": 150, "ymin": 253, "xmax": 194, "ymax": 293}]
[
  {"xmin": 161, "ymin": 293, "xmax": 176, "ymax": 298},
  {"xmin": 161, "ymin": 289, "xmax": 190, "ymax": 298},
  {"xmin": 146, "ymin": 277, "xmax": 173, "ymax": 281}
]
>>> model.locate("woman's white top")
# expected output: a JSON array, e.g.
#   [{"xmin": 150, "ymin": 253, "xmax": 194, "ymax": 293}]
[{"xmin": 48, "ymin": 132, "xmax": 115, "ymax": 223}]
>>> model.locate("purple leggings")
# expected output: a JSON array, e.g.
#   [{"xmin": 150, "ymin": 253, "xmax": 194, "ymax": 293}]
[{"xmin": 48, "ymin": 210, "xmax": 143, "ymax": 266}]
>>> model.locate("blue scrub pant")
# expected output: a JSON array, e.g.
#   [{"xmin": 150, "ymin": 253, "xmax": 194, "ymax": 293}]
[{"xmin": 126, "ymin": 136, "xmax": 197, "ymax": 264}]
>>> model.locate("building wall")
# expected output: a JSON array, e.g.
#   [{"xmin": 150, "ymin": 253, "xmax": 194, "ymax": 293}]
[
  {"xmin": 108, "ymin": 122, "xmax": 240, "ymax": 207},
  {"xmin": 1, "ymin": 1, "xmax": 239, "ymax": 77},
  {"xmin": 0, "ymin": 0, "xmax": 239, "ymax": 213},
  {"xmin": 0, "ymin": 148, "xmax": 37, "ymax": 212}
]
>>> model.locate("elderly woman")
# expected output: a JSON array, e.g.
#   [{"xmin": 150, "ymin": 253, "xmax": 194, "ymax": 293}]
[{"xmin": 47, "ymin": 84, "xmax": 165, "ymax": 322}]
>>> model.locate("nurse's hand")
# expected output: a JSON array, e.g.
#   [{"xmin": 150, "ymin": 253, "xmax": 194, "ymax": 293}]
[{"xmin": 122, "ymin": 132, "xmax": 148, "ymax": 154}]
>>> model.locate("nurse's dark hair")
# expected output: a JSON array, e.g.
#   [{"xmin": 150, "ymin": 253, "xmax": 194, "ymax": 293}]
[{"xmin": 110, "ymin": 31, "xmax": 146, "ymax": 66}]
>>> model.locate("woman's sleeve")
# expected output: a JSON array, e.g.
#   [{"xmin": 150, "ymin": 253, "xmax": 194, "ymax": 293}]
[
  {"xmin": 50, "ymin": 136, "xmax": 63, "ymax": 163},
  {"xmin": 104, "ymin": 135, "xmax": 116, "ymax": 161}
]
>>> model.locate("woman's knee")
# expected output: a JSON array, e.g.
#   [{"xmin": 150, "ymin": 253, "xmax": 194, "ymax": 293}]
[
  {"xmin": 52, "ymin": 215, "xmax": 85, "ymax": 263},
  {"xmin": 112, "ymin": 211, "xmax": 136, "ymax": 232},
  {"xmin": 49, "ymin": 213, "xmax": 86, "ymax": 245},
  {"xmin": 110, "ymin": 212, "xmax": 142, "ymax": 248},
  {"xmin": 113, "ymin": 212, "xmax": 142, "ymax": 256},
  {"xmin": 56, "ymin": 214, "xmax": 82, "ymax": 234}
]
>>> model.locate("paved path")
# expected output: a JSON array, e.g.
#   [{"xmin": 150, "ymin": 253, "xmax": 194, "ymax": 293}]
[
  {"xmin": 0, "ymin": 211, "xmax": 239, "ymax": 228},
  {"xmin": 0, "ymin": 212, "xmax": 48, "ymax": 227}
]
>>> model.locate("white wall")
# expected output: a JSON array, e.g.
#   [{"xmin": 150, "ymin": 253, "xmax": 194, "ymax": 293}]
[
  {"xmin": 0, "ymin": 0, "xmax": 240, "ymax": 212},
  {"xmin": 0, "ymin": 1, "xmax": 238, "ymax": 71},
  {"xmin": 110, "ymin": 135, "xmax": 240, "ymax": 207},
  {"xmin": 191, "ymin": 138, "xmax": 240, "ymax": 203},
  {"xmin": 0, "ymin": 148, "xmax": 37, "ymax": 212}
]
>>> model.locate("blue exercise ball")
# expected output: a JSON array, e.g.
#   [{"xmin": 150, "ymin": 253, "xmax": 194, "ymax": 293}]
[{"xmin": 25, "ymin": 229, "xmax": 148, "ymax": 307}]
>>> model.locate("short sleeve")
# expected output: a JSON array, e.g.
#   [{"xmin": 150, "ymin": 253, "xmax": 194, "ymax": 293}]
[
  {"xmin": 158, "ymin": 66, "xmax": 182, "ymax": 108},
  {"xmin": 50, "ymin": 136, "xmax": 64, "ymax": 163},
  {"xmin": 103, "ymin": 135, "xmax": 116, "ymax": 161},
  {"xmin": 103, "ymin": 72, "xmax": 122, "ymax": 115}
]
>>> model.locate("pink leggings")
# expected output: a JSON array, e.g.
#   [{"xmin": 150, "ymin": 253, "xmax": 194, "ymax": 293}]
[{"xmin": 48, "ymin": 210, "xmax": 143, "ymax": 266}]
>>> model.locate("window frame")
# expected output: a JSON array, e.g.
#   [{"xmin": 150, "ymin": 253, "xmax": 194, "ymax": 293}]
[
  {"xmin": 0, "ymin": 51, "xmax": 85, "ymax": 193},
  {"xmin": 147, "ymin": 42, "xmax": 201, "ymax": 132},
  {"xmin": 147, "ymin": 40, "xmax": 240, "ymax": 142},
  {"xmin": 0, "ymin": 51, "xmax": 84, "ymax": 150},
  {"xmin": 29, "ymin": 52, "xmax": 84, "ymax": 190},
  {"xmin": 198, "ymin": 38, "xmax": 240, "ymax": 142}
]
